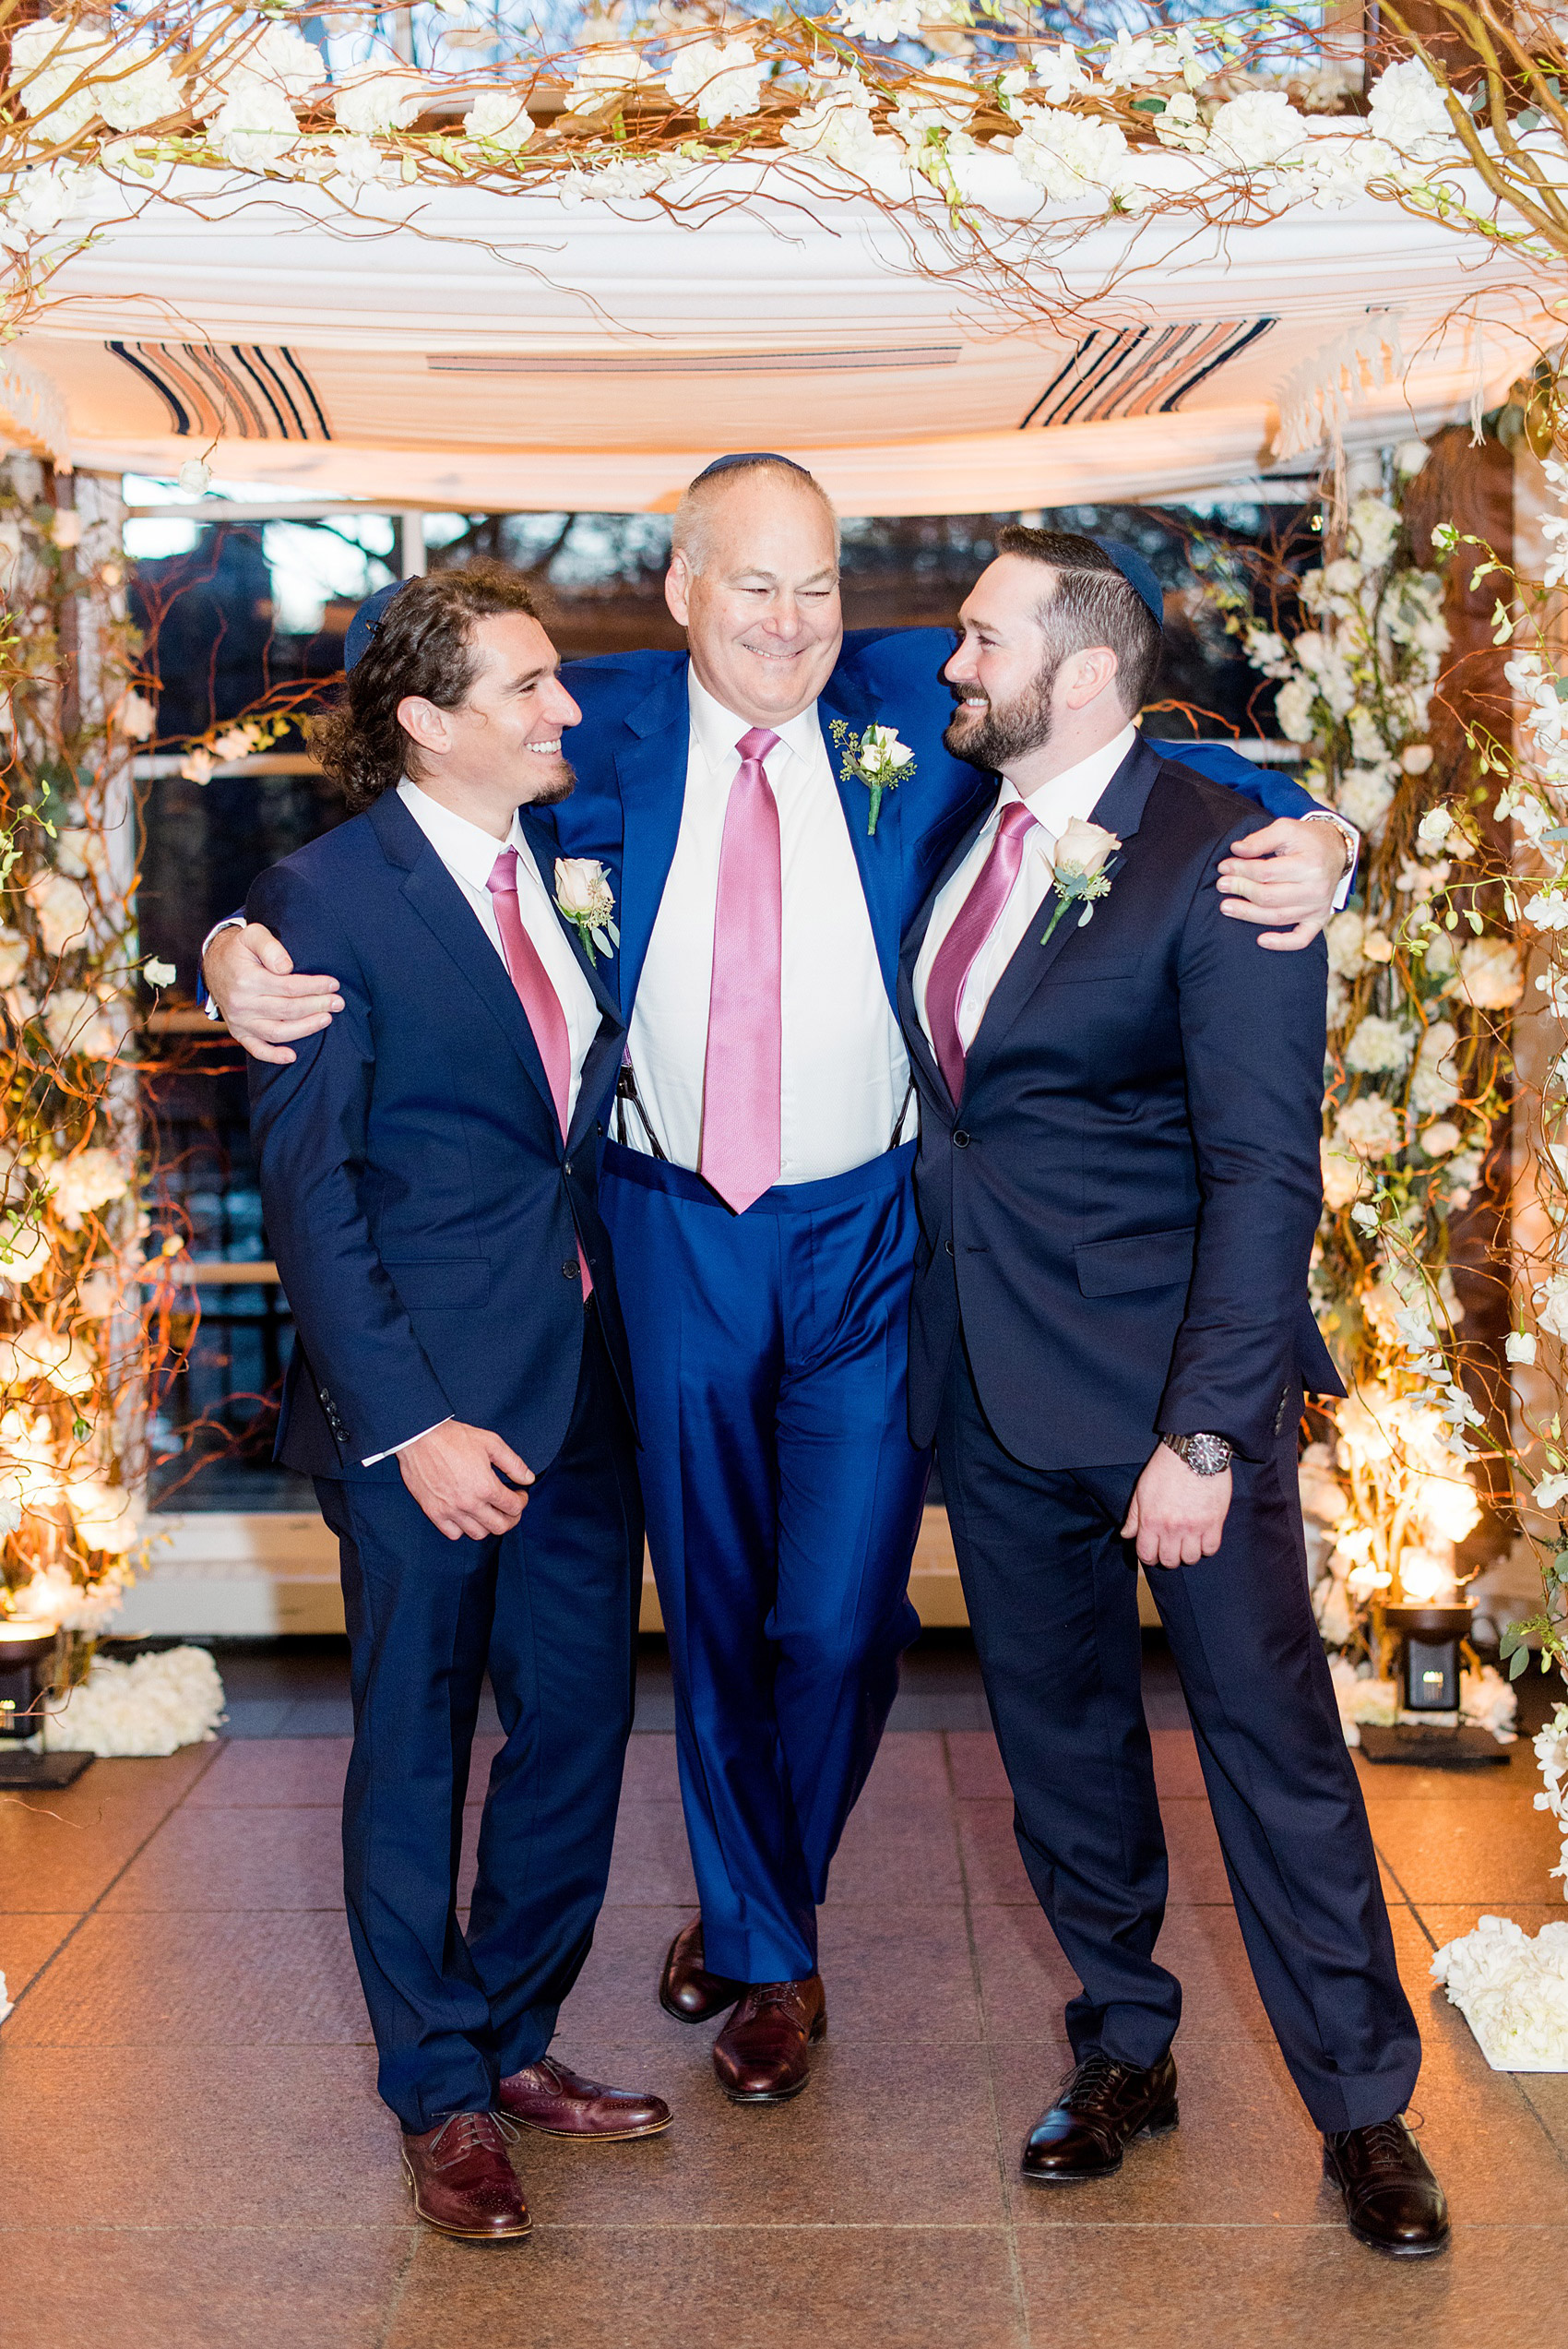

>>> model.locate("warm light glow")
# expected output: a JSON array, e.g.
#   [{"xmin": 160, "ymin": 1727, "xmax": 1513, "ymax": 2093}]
[{"xmin": 1398, "ymin": 1547, "xmax": 1456, "ymax": 1604}]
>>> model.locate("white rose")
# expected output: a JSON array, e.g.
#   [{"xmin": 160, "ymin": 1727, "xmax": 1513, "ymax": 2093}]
[
  {"xmin": 462, "ymin": 89, "xmax": 534, "ymax": 151},
  {"xmin": 1457, "ymin": 938, "xmax": 1523, "ymax": 1010},
  {"xmin": 143, "ymin": 958, "xmax": 175, "ymax": 988},
  {"xmin": 26, "ymin": 871, "xmax": 90, "ymax": 958},
  {"xmin": 115, "ymin": 691, "xmax": 156, "ymax": 742},
  {"xmin": 1344, "ymin": 1016, "xmax": 1414, "ymax": 1075},
  {"xmin": 1360, "ymin": 929, "xmax": 1395, "ymax": 965},
  {"xmin": 1416, "ymin": 804, "xmax": 1452, "ymax": 847},
  {"xmin": 1052, "ymin": 817, "xmax": 1121, "ymax": 878},
  {"xmin": 1395, "ymin": 440, "xmax": 1431, "ymax": 477},
  {"xmin": 1533, "ymin": 1472, "xmax": 1568, "ymax": 1512},
  {"xmin": 1402, "ymin": 744, "xmax": 1435, "ymax": 777},
  {"xmin": 553, "ymin": 858, "xmax": 614, "ymax": 924},
  {"xmin": 1336, "ymin": 1094, "xmax": 1403, "ymax": 1159},
  {"xmin": 1506, "ymin": 1330, "xmax": 1538, "ymax": 1365}
]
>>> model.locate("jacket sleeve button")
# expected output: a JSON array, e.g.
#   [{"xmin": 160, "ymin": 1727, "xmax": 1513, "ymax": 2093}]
[{"xmin": 563, "ymin": 1259, "xmax": 581, "ymax": 1280}]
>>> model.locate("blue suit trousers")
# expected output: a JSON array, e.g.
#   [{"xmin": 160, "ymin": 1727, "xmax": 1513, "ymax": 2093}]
[
  {"xmin": 317, "ymin": 1310, "xmax": 642, "ymax": 2132},
  {"xmin": 599, "ymin": 1139, "xmax": 928, "ymax": 1983}
]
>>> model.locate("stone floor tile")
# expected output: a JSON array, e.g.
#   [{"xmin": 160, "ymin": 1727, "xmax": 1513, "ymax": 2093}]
[
  {"xmin": 0, "ymin": 2045, "xmax": 402, "ymax": 2227},
  {"xmin": 814, "ymin": 1902, "xmax": 984, "ymax": 2038},
  {"xmin": 595, "ymin": 1802, "xmax": 698, "ymax": 1908},
  {"xmin": 1370, "ymin": 1793, "xmax": 1563, "ymax": 1904},
  {"xmin": 0, "ymin": 1748, "xmax": 221, "ymax": 1911},
  {"xmin": 1016, "ymin": 2224, "xmax": 1564, "ymax": 2347},
  {"xmin": 102, "ymin": 1804, "xmax": 345, "ymax": 1911},
  {"xmin": 186, "ymin": 1738, "xmax": 350, "ymax": 1806},
  {"xmin": 1517, "ymin": 2075, "xmax": 1568, "ymax": 2152},
  {"xmin": 616, "ymin": 1733, "xmax": 682, "ymax": 1802},
  {"xmin": 827, "ymin": 1782, "xmax": 964, "ymax": 1906},
  {"xmin": 1353, "ymin": 1747, "xmax": 1523, "ymax": 1800},
  {"xmin": 0, "ymin": 2229, "xmax": 413, "ymax": 2349},
  {"xmin": 858, "ymin": 1730, "xmax": 952, "ymax": 1801},
  {"xmin": 1151, "ymin": 1727, "xmax": 1208, "ymax": 1799},
  {"xmin": 529, "ymin": 2036, "xmax": 1008, "ymax": 2227},
  {"xmin": 6, "ymin": 1908, "xmax": 367, "ymax": 2046},
  {"xmin": 553, "ymin": 1904, "xmax": 703, "ymax": 2048},
  {"xmin": 386, "ymin": 2224, "xmax": 1027, "ymax": 2349},
  {"xmin": 992, "ymin": 2032, "xmax": 1324, "ymax": 2227},
  {"xmin": 956, "ymin": 1800, "xmax": 1034, "ymax": 1903},
  {"xmin": 0, "ymin": 1913, "xmax": 78, "ymax": 2003},
  {"xmin": 945, "ymin": 1730, "xmax": 1009, "ymax": 1800}
]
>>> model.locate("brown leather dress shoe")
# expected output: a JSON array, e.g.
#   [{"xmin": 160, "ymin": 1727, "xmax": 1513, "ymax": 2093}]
[
  {"xmin": 712, "ymin": 1975, "xmax": 826, "ymax": 2105},
  {"xmin": 659, "ymin": 1917, "xmax": 744, "ymax": 2024},
  {"xmin": 401, "ymin": 2111, "xmax": 531, "ymax": 2241},
  {"xmin": 1324, "ymin": 2116, "xmax": 1451, "ymax": 2257},
  {"xmin": 497, "ymin": 2055, "xmax": 672, "ymax": 2141},
  {"xmin": 1021, "ymin": 2050, "xmax": 1179, "ymax": 2182}
]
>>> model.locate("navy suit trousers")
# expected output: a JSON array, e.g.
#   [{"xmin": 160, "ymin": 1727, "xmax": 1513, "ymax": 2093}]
[
  {"xmin": 599, "ymin": 1139, "xmax": 927, "ymax": 1983},
  {"xmin": 937, "ymin": 1341, "xmax": 1421, "ymax": 2135},
  {"xmin": 317, "ymin": 1308, "xmax": 642, "ymax": 2132}
]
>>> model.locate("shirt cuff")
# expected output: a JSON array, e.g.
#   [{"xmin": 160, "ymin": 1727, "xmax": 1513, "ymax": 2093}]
[
  {"xmin": 198, "ymin": 913, "xmax": 246, "ymax": 1016},
  {"xmin": 362, "ymin": 1417, "xmax": 452, "ymax": 1469},
  {"xmin": 1300, "ymin": 809, "xmax": 1359, "ymax": 912}
]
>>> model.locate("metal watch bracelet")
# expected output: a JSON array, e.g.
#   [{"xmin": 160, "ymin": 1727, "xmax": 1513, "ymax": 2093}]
[{"xmin": 1160, "ymin": 1431, "xmax": 1234, "ymax": 1477}]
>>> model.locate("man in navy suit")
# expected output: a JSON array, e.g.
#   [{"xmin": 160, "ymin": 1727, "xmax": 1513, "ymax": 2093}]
[
  {"xmin": 901, "ymin": 528, "xmax": 1447, "ymax": 2256},
  {"xmin": 207, "ymin": 462, "xmax": 1352, "ymax": 2108},
  {"xmin": 246, "ymin": 563, "xmax": 670, "ymax": 2242}
]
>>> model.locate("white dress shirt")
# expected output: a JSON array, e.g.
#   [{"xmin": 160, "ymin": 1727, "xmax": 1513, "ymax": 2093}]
[
  {"xmin": 362, "ymin": 780, "xmax": 599, "ymax": 1464},
  {"xmin": 623, "ymin": 674, "xmax": 911, "ymax": 1183},
  {"xmin": 914, "ymin": 726, "xmax": 1137, "ymax": 1055}
]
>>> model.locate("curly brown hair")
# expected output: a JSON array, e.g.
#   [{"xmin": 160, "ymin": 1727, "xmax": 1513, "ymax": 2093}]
[{"xmin": 313, "ymin": 560, "xmax": 542, "ymax": 811}]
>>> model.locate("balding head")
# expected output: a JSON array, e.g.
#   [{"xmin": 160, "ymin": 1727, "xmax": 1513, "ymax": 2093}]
[{"xmin": 665, "ymin": 459, "xmax": 844, "ymax": 726}]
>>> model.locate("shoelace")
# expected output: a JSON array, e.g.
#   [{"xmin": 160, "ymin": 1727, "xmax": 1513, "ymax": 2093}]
[
  {"xmin": 430, "ymin": 2110, "xmax": 518, "ymax": 2164},
  {"xmin": 1057, "ymin": 2050, "xmax": 1134, "ymax": 2120},
  {"xmin": 1337, "ymin": 2116, "xmax": 1415, "ymax": 2176}
]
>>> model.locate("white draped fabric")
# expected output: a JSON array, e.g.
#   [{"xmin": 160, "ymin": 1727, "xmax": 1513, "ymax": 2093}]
[{"xmin": 17, "ymin": 168, "xmax": 1554, "ymax": 509}]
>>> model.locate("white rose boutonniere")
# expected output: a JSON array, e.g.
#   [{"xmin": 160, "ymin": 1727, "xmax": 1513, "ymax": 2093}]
[
  {"xmin": 829, "ymin": 718, "xmax": 916, "ymax": 836},
  {"xmin": 553, "ymin": 857, "xmax": 619, "ymax": 964},
  {"xmin": 1041, "ymin": 817, "xmax": 1122, "ymax": 945}
]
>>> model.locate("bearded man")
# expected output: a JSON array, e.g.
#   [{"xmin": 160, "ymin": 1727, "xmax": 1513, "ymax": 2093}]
[{"xmin": 202, "ymin": 464, "xmax": 1354, "ymax": 2108}]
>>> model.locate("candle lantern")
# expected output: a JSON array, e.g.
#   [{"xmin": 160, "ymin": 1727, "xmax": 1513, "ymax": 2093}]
[
  {"xmin": 0, "ymin": 1622, "xmax": 92, "ymax": 1788},
  {"xmin": 1359, "ymin": 1598, "xmax": 1509, "ymax": 1771}
]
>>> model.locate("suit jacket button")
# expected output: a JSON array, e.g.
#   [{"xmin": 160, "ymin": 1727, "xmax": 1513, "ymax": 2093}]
[
  {"xmin": 563, "ymin": 1258, "xmax": 580, "ymax": 1280},
  {"xmin": 953, "ymin": 1129, "xmax": 970, "ymax": 1148},
  {"xmin": 564, "ymin": 1160, "xmax": 573, "ymax": 1175},
  {"xmin": 944, "ymin": 1240, "xmax": 955, "ymax": 1257}
]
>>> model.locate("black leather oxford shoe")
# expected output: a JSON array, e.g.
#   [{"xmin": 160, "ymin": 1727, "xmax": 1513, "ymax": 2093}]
[
  {"xmin": 1021, "ymin": 2049, "xmax": 1179, "ymax": 2182},
  {"xmin": 1324, "ymin": 2116, "xmax": 1451, "ymax": 2256}
]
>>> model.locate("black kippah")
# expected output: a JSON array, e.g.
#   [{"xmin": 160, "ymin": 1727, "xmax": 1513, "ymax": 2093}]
[{"xmin": 688, "ymin": 451, "xmax": 814, "ymax": 486}]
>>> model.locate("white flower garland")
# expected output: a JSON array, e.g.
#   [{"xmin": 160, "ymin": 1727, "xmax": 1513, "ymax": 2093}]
[{"xmin": 41, "ymin": 1643, "xmax": 225, "ymax": 1756}]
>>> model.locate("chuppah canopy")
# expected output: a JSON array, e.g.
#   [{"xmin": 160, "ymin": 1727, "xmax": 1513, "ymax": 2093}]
[{"xmin": 11, "ymin": 165, "xmax": 1557, "ymax": 512}]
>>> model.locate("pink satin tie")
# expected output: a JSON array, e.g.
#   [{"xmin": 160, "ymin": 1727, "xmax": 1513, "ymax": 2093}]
[
  {"xmin": 699, "ymin": 726, "xmax": 782, "ymax": 1214},
  {"xmin": 486, "ymin": 848, "xmax": 590, "ymax": 1297},
  {"xmin": 924, "ymin": 800, "xmax": 1039, "ymax": 1106}
]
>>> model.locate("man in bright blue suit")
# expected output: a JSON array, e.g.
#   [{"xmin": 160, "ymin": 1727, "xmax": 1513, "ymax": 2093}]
[{"xmin": 202, "ymin": 458, "xmax": 1354, "ymax": 2108}]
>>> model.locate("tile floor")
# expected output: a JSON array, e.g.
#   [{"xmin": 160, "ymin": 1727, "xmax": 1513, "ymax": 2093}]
[{"xmin": 3, "ymin": 1649, "xmax": 1565, "ymax": 2349}]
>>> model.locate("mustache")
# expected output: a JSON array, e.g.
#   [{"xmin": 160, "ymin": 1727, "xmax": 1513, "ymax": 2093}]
[{"xmin": 949, "ymin": 686, "xmax": 990, "ymax": 711}]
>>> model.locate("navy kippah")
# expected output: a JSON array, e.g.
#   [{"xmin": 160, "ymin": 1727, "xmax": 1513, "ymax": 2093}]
[
  {"xmin": 1090, "ymin": 537, "xmax": 1165, "ymax": 629},
  {"xmin": 689, "ymin": 451, "xmax": 813, "ymax": 487},
  {"xmin": 344, "ymin": 578, "xmax": 408, "ymax": 671}
]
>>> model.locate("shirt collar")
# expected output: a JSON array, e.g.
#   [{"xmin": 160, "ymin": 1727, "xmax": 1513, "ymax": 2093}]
[
  {"xmin": 1000, "ymin": 723, "xmax": 1138, "ymax": 841},
  {"xmin": 687, "ymin": 670, "xmax": 821, "ymax": 774},
  {"xmin": 398, "ymin": 778, "xmax": 528, "ymax": 894}
]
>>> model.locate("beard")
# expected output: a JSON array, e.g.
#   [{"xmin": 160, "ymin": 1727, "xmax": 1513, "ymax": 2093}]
[
  {"xmin": 526, "ymin": 757, "xmax": 576, "ymax": 807},
  {"xmin": 943, "ymin": 677, "xmax": 1054, "ymax": 772}
]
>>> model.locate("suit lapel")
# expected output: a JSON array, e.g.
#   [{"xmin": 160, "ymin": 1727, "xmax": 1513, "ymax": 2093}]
[
  {"xmin": 614, "ymin": 665, "xmax": 692, "ymax": 1016},
  {"xmin": 818, "ymin": 662, "xmax": 906, "ymax": 1004},
  {"xmin": 518, "ymin": 805, "xmax": 622, "ymax": 1031},
  {"xmin": 959, "ymin": 735, "xmax": 1163, "ymax": 1101}
]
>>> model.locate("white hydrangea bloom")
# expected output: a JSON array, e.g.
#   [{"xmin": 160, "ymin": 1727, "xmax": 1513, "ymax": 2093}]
[
  {"xmin": 1011, "ymin": 110, "xmax": 1131, "ymax": 209},
  {"xmin": 833, "ymin": 0, "xmax": 924, "ymax": 38},
  {"xmin": 333, "ymin": 70, "xmax": 428, "ymax": 137},
  {"xmin": 1320, "ymin": 1138, "xmax": 1367, "ymax": 1210},
  {"xmin": 1324, "ymin": 911, "xmax": 1367, "ymax": 979},
  {"xmin": 1410, "ymin": 1020, "xmax": 1461, "ymax": 1115},
  {"xmin": 1207, "ymin": 90, "xmax": 1308, "ymax": 171},
  {"xmin": 1336, "ymin": 1094, "xmax": 1403, "ymax": 1159},
  {"xmin": 42, "ymin": 1647, "xmax": 225, "ymax": 1756},
  {"xmin": 1367, "ymin": 57, "xmax": 1456, "ymax": 163},
  {"xmin": 664, "ymin": 38, "xmax": 765, "ymax": 127},
  {"xmin": 564, "ymin": 44, "xmax": 659, "ymax": 113},
  {"xmin": 26, "ymin": 871, "xmax": 90, "ymax": 958},
  {"xmin": 1336, "ymin": 769, "xmax": 1396, "ymax": 836},
  {"xmin": 1348, "ymin": 495, "xmax": 1401, "ymax": 568},
  {"xmin": 209, "ymin": 83, "xmax": 301, "ymax": 170},
  {"xmin": 462, "ymin": 89, "xmax": 534, "ymax": 151},
  {"xmin": 1274, "ymin": 674, "xmax": 1316, "ymax": 744},
  {"xmin": 1344, "ymin": 1015, "xmax": 1414, "ymax": 1075},
  {"xmin": 47, "ymin": 1146, "xmax": 131, "ymax": 1230}
]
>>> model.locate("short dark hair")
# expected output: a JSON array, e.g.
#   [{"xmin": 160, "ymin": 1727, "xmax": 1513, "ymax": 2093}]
[
  {"xmin": 996, "ymin": 526, "xmax": 1163, "ymax": 717},
  {"xmin": 314, "ymin": 560, "xmax": 541, "ymax": 811}
]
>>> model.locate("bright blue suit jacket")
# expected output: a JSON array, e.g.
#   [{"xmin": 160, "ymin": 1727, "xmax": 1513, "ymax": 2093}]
[{"xmin": 546, "ymin": 626, "xmax": 1331, "ymax": 1016}]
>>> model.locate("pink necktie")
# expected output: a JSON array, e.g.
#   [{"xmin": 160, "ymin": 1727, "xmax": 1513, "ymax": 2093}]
[
  {"xmin": 924, "ymin": 800, "xmax": 1039, "ymax": 1106},
  {"xmin": 699, "ymin": 727, "xmax": 782, "ymax": 1214},
  {"xmin": 486, "ymin": 848, "xmax": 590, "ymax": 1296}
]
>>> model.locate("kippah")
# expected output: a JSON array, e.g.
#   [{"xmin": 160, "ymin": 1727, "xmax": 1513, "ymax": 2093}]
[
  {"xmin": 1090, "ymin": 537, "xmax": 1165, "ymax": 629},
  {"xmin": 344, "ymin": 578, "xmax": 408, "ymax": 671},
  {"xmin": 688, "ymin": 451, "xmax": 814, "ymax": 487}
]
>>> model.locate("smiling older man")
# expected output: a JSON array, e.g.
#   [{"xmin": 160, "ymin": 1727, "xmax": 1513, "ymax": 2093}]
[{"xmin": 200, "ymin": 458, "xmax": 1353, "ymax": 2107}]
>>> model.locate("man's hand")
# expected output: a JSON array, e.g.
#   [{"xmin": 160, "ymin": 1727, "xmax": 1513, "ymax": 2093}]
[
  {"xmin": 205, "ymin": 922, "xmax": 345, "ymax": 1065},
  {"xmin": 1217, "ymin": 817, "xmax": 1349, "ymax": 950},
  {"xmin": 1121, "ymin": 1442, "xmax": 1232, "ymax": 1568},
  {"xmin": 398, "ymin": 1420, "xmax": 535, "ymax": 1543}
]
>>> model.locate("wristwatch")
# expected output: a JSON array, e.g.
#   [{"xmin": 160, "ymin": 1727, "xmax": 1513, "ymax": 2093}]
[{"xmin": 1160, "ymin": 1431, "xmax": 1233, "ymax": 1477}]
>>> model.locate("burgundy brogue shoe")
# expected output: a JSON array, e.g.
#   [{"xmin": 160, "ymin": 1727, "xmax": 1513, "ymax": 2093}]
[
  {"xmin": 400, "ymin": 2110, "xmax": 530, "ymax": 2242},
  {"xmin": 497, "ymin": 2056, "xmax": 672, "ymax": 2141},
  {"xmin": 711, "ymin": 1975, "xmax": 826, "ymax": 2105},
  {"xmin": 659, "ymin": 1917, "xmax": 744, "ymax": 2025}
]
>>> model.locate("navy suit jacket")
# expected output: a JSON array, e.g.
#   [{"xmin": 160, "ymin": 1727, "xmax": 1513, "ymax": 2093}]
[
  {"xmin": 898, "ymin": 736, "xmax": 1345, "ymax": 1472},
  {"xmin": 547, "ymin": 628, "xmax": 1328, "ymax": 1019},
  {"xmin": 246, "ymin": 790, "xmax": 634, "ymax": 1482}
]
